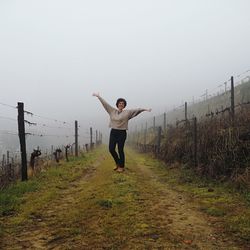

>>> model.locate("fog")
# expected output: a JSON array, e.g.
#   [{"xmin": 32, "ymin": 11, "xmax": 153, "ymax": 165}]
[{"xmin": 0, "ymin": 0, "xmax": 250, "ymax": 152}]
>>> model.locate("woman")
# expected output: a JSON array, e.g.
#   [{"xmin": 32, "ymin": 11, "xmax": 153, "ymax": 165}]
[{"xmin": 92, "ymin": 93, "xmax": 151, "ymax": 172}]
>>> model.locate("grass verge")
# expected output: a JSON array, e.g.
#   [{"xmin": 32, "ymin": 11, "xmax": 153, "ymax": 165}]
[
  {"xmin": 0, "ymin": 148, "xmax": 102, "ymax": 236},
  {"xmin": 133, "ymin": 150, "xmax": 250, "ymax": 244}
]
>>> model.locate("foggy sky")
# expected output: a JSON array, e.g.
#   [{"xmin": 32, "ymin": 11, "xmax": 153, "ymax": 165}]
[{"xmin": 1, "ymin": 0, "xmax": 250, "ymax": 150}]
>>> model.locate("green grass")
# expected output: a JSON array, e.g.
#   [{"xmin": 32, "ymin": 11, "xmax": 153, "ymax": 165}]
[
  {"xmin": 0, "ymin": 148, "xmax": 100, "ymax": 218},
  {"xmin": 227, "ymin": 213, "xmax": 250, "ymax": 241},
  {"xmin": 0, "ymin": 179, "xmax": 41, "ymax": 216},
  {"xmin": 200, "ymin": 206, "xmax": 227, "ymax": 217},
  {"xmin": 132, "ymin": 150, "xmax": 250, "ymax": 243},
  {"xmin": 1, "ymin": 146, "xmax": 249, "ymax": 248},
  {"xmin": 96, "ymin": 199, "xmax": 113, "ymax": 208}
]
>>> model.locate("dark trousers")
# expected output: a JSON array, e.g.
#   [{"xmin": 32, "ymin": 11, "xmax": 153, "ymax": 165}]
[{"xmin": 109, "ymin": 129, "xmax": 127, "ymax": 168}]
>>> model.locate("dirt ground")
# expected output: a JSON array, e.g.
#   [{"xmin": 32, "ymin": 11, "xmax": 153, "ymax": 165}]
[{"xmin": 0, "ymin": 148, "xmax": 247, "ymax": 249}]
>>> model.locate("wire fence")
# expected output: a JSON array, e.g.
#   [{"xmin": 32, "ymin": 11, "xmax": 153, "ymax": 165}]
[
  {"xmin": 128, "ymin": 74, "xmax": 250, "ymax": 188},
  {"xmin": 0, "ymin": 102, "xmax": 102, "ymax": 189}
]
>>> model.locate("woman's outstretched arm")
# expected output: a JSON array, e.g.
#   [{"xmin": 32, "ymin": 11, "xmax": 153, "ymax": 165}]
[
  {"xmin": 92, "ymin": 92, "xmax": 115, "ymax": 114},
  {"xmin": 128, "ymin": 108, "xmax": 152, "ymax": 120}
]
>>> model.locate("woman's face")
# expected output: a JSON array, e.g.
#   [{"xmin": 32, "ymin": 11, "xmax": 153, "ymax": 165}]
[{"xmin": 118, "ymin": 101, "xmax": 125, "ymax": 111}]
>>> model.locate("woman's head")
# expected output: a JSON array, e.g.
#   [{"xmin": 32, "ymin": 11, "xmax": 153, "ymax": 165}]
[{"xmin": 116, "ymin": 98, "xmax": 127, "ymax": 110}]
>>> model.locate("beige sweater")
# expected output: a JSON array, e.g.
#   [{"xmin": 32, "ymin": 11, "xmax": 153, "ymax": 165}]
[{"xmin": 98, "ymin": 96, "xmax": 145, "ymax": 130}]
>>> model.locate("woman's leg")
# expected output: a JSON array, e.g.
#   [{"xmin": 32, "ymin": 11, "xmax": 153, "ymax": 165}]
[
  {"xmin": 109, "ymin": 129, "xmax": 119, "ymax": 165},
  {"xmin": 117, "ymin": 130, "xmax": 127, "ymax": 168}
]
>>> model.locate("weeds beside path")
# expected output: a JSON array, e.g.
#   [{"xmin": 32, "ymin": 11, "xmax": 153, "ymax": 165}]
[{"xmin": 0, "ymin": 146, "xmax": 249, "ymax": 249}]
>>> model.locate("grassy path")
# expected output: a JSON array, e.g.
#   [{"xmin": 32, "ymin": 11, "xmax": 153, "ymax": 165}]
[{"xmin": 0, "ymin": 146, "xmax": 249, "ymax": 249}]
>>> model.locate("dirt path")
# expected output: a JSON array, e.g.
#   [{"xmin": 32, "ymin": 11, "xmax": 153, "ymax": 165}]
[{"xmin": 1, "ymin": 148, "xmax": 244, "ymax": 249}]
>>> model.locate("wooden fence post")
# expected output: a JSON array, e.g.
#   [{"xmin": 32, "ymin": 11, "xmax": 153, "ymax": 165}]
[
  {"xmin": 7, "ymin": 151, "xmax": 10, "ymax": 165},
  {"xmin": 65, "ymin": 145, "xmax": 70, "ymax": 162},
  {"xmin": 185, "ymin": 102, "xmax": 187, "ymax": 121},
  {"xmin": 231, "ymin": 76, "xmax": 235, "ymax": 124},
  {"xmin": 75, "ymin": 120, "xmax": 78, "ymax": 157},
  {"xmin": 51, "ymin": 145, "xmax": 54, "ymax": 159},
  {"xmin": 193, "ymin": 117, "xmax": 198, "ymax": 168},
  {"xmin": 157, "ymin": 126, "xmax": 162, "ymax": 155},
  {"xmin": 95, "ymin": 130, "xmax": 97, "ymax": 145},
  {"xmin": 18, "ymin": 102, "xmax": 28, "ymax": 181},
  {"xmin": 144, "ymin": 122, "xmax": 147, "ymax": 151},
  {"xmin": 163, "ymin": 112, "xmax": 166, "ymax": 133},
  {"xmin": 90, "ymin": 127, "xmax": 93, "ymax": 150},
  {"xmin": 2, "ymin": 154, "xmax": 6, "ymax": 166}
]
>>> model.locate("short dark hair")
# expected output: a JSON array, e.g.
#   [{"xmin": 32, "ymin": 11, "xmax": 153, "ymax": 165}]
[{"xmin": 116, "ymin": 98, "xmax": 127, "ymax": 108}]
